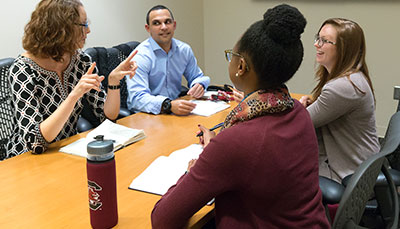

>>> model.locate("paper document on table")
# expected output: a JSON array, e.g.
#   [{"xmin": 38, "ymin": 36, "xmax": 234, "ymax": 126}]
[
  {"xmin": 129, "ymin": 144, "xmax": 203, "ymax": 195},
  {"xmin": 59, "ymin": 119, "xmax": 146, "ymax": 157},
  {"xmin": 201, "ymin": 91, "xmax": 218, "ymax": 99},
  {"xmin": 190, "ymin": 100, "xmax": 230, "ymax": 117}
]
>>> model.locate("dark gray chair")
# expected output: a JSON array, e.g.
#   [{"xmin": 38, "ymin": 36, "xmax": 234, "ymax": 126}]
[
  {"xmin": 332, "ymin": 150, "xmax": 399, "ymax": 229},
  {"xmin": 320, "ymin": 86, "xmax": 400, "ymax": 228},
  {"xmin": 77, "ymin": 41, "xmax": 140, "ymax": 133},
  {"xmin": 386, "ymin": 86, "xmax": 400, "ymax": 170},
  {"xmin": 0, "ymin": 58, "xmax": 15, "ymax": 160},
  {"xmin": 343, "ymin": 87, "xmax": 400, "ymax": 227}
]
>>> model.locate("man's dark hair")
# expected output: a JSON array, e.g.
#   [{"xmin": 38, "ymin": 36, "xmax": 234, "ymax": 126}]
[{"xmin": 146, "ymin": 5, "xmax": 174, "ymax": 25}]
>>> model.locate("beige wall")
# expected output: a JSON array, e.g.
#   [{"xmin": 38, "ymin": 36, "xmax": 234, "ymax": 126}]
[
  {"xmin": 0, "ymin": 0, "xmax": 205, "ymax": 68},
  {"xmin": 1, "ymin": 0, "xmax": 399, "ymax": 136},
  {"xmin": 203, "ymin": 0, "xmax": 400, "ymax": 136}
]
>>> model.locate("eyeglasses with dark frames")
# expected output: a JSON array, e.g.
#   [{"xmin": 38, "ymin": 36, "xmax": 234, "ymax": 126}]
[
  {"xmin": 224, "ymin": 49, "xmax": 250, "ymax": 71},
  {"xmin": 314, "ymin": 35, "xmax": 336, "ymax": 47}
]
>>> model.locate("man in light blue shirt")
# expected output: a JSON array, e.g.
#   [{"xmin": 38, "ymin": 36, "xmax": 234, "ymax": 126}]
[{"xmin": 126, "ymin": 5, "xmax": 210, "ymax": 115}]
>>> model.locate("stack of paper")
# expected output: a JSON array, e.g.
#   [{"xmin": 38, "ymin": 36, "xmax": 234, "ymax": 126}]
[{"xmin": 59, "ymin": 119, "xmax": 146, "ymax": 157}]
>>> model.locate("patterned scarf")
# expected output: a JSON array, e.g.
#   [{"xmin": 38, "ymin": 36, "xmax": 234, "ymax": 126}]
[{"xmin": 222, "ymin": 85, "xmax": 294, "ymax": 130}]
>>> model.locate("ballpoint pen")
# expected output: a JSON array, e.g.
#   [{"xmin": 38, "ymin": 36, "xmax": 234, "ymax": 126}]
[{"xmin": 196, "ymin": 122, "xmax": 224, "ymax": 137}]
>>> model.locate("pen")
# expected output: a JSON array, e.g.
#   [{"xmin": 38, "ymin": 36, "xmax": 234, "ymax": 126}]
[
  {"xmin": 224, "ymin": 84, "xmax": 234, "ymax": 92},
  {"xmin": 196, "ymin": 122, "xmax": 224, "ymax": 137}
]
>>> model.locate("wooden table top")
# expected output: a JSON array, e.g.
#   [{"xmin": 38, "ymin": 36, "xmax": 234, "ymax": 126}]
[{"xmin": 0, "ymin": 93, "xmax": 304, "ymax": 228}]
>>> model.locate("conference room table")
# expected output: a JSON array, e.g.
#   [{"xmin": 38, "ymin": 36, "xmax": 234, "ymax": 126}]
[{"xmin": 0, "ymin": 93, "xmax": 304, "ymax": 228}]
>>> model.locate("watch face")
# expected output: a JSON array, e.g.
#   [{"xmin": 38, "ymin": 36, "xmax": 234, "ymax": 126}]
[{"xmin": 162, "ymin": 99, "xmax": 172, "ymax": 113}]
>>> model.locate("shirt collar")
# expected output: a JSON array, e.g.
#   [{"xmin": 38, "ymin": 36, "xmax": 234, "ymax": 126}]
[{"xmin": 149, "ymin": 37, "xmax": 176, "ymax": 54}]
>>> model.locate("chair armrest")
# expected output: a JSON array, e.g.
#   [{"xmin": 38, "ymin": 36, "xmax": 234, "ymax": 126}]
[
  {"xmin": 319, "ymin": 176, "xmax": 345, "ymax": 205},
  {"xmin": 118, "ymin": 107, "xmax": 132, "ymax": 119},
  {"xmin": 376, "ymin": 168, "xmax": 400, "ymax": 186},
  {"xmin": 77, "ymin": 116, "xmax": 93, "ymax": 133},
  {"xmin": 341, "ymin": 174, "xmax": 351, "ymax": 187},
  {"xmin": 344, "ymin": 169, "xmax": 400, "ymax": 187}
]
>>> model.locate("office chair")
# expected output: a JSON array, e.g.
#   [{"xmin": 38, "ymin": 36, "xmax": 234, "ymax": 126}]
[
  {"xmin": 386, "ymin": 86, "xmax": 400, "ymax": 170},
  {"xmin": 113, "ymin": 41, "xmax": 140, "ymax": 115},
  {"xmin": 332, "ymin": 150, "xmax": 399, "ymax": 229},
  {"xmin": 320, "ymin": 86, "xmax": 400, "ymax": 228},
  {"xmin": 77, "ymin": 41, "xmax": 140, "ymax": 132},
  {"xmin": 342, "ymin": 86, "xmax": 400, "ymax": 227},
  {"xmin": 0, "ymin": 58, "xmax": 15, "ymax": 160}
]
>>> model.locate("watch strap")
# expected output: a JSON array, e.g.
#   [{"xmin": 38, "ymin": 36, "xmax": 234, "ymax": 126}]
[
  {"xmin": 161, "ymin": 98, "xmax": 172, "ymax": 114},
  {"xmin": 108, "ymin": 84, "xmax": 121, "ymax": 90}
]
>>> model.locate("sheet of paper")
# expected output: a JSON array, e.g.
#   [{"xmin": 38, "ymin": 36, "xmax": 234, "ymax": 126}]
[
  {"xmin": 201, "ymin": 91, "xmax": 218, "ymax": 100},
  {"xmin": 190, "ymin": 100, "xmax": 230, "ymax": 117}
]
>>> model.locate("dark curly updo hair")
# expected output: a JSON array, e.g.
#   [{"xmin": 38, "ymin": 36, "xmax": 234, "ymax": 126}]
[{"xmin": 238, "ymin": 4, "xmax": 306, "ymax": 89}]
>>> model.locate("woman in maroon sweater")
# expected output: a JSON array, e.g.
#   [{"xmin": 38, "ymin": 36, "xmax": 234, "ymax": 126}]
[{"xmin": 151, "ymin": 4, "xmax": 330, "ymax": 229}]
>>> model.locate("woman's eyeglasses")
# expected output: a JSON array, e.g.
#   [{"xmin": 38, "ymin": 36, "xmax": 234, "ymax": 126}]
[
  {"xmin": 314, "ymin": 35, "xmax": 336, "ymax": 47},
  {"xmin": 76, "ymin": 20, "xmax": 90, "ymax": 29},
  {"xmin": 224, "ymin": 49, "xmax": 250, "ymax": 71}
]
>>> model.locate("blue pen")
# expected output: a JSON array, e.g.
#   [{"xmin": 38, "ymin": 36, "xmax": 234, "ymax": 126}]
[{"xmin": 196, "ymin": 122, "xmax": 224, "ymax": 137}]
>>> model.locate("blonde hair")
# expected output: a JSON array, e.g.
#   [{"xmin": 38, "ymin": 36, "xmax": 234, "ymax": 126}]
[
  {"xmin": 22, "ymin": 0, "xmax": 83, "ymax": 62},
  {"xmin": 312, "ymin": 18, "xmax": 374, "ymax": 100}
]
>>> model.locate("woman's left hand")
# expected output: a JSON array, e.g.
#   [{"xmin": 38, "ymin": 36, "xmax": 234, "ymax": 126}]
[
  {"xmin": 187, "ymin": 159, "xmax": 197, "ymax": 172},
  {"xmin": 299, "ymin": 95, "xmax": 312, "ymax": 107},
  {"xmin": 231, "ymin": 87, "xmax": 244, "ymax": 103},
  {"xmin": 108, "ymin": 50, "xmax": 138, "ymax": 85}
]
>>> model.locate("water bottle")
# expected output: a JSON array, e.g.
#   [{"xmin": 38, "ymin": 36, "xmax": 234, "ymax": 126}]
[{"xmin": 87, "ymin": 135, "xmax": 118, "ymax": 228}]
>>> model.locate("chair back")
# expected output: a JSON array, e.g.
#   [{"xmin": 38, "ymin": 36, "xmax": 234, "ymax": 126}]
[
  {"xmin": 80, "ymin": 41, "xmax": 140, "ymax": 129},
  {"xmin": 322, "ymin": 87, "xmax": 400, "ymax": 228},
  {"xmin": 373, "ymin": 110, "xmax": 400, "ymax": 227},
  {"xmin": 386, "ymin": 87, "xmax": 400, "ymax": 170},
  {"xmin": 112, "ymin": 41, "xmax": 140, "ymax": 109},
  {"xmin": 394, "ymin": 86, "xmax": 400, "ymax": 112},
  {"xmin": 0, "ymin": 58, "xmax": 15, "ymax": 160},
  {"xmin": 332, "ymin": 153, "xmax": 399, "ymax": 229}
]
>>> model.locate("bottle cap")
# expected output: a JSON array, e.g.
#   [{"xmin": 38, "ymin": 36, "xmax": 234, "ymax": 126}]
[{"xmin": 87, "ymin": 135, "xmax": 114, "ymax": 161}]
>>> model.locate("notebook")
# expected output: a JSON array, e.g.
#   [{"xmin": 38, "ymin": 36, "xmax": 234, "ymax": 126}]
[
  {"xmin": 129, "ymin": 144, "xmax": 203, "ymax": 195},
  {"xmin": 59, "ymin": 119, "xmax": 146, "ymax": 157}
]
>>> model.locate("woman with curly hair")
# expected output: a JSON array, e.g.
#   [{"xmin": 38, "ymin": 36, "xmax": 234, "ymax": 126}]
[
  {"xmin": 299, "ymin": 18, "xmax": 379, "ymax": 182},
  {"xmin": 151, "ymin": 4, "xmax": 329, "ymax": 228},
  {"xmin": 2, "ymin": 0, "xmax": 137, "ymax": 160}
]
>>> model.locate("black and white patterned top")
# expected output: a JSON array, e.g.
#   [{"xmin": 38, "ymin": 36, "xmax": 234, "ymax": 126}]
[{"xmin": 5, "ymin": 52, "xmax": 107, "ymax": 159}]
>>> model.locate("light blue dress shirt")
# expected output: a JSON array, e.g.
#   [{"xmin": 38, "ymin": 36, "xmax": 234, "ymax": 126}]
[{"xmin": 126, "ymin": 37, "xmax": 210, "ymax": 114}]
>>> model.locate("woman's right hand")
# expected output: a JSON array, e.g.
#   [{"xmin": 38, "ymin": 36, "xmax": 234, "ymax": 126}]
[
  {"xmin": 197, "ymin": 124, "xmax": 216, "ymax": 147},
  {"xmin": 70, "ymin": 62, "xmax": 105, "ymax": 100},
  {"xmin": 299, "ymin": 95, "xmax": 312, "ymax": 107}
]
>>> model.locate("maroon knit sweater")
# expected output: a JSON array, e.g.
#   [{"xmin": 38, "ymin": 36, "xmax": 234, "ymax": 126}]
[{"xmin": 152, "ymin": 100, "xmax": 330, "ymax": 228}]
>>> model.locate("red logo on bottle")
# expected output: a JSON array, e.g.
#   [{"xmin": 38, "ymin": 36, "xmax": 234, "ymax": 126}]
[{"xmin": 88, "ymin": 180, "xmax": 102, "ymax": 211}]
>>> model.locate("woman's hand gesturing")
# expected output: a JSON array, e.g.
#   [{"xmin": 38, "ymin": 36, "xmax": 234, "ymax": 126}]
[
  {"xmin": 108, "ymin": 50, "xmax": 138, "ymax": 85},
  {"xmin": 70, "ymin": 62, "xmax": 104, "ymax": 99}
]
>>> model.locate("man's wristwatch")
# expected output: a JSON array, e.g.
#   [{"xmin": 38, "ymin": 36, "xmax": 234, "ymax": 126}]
[{"xmin": 161, "ymin": 98, "xmax": 172, "ymax": 114}]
